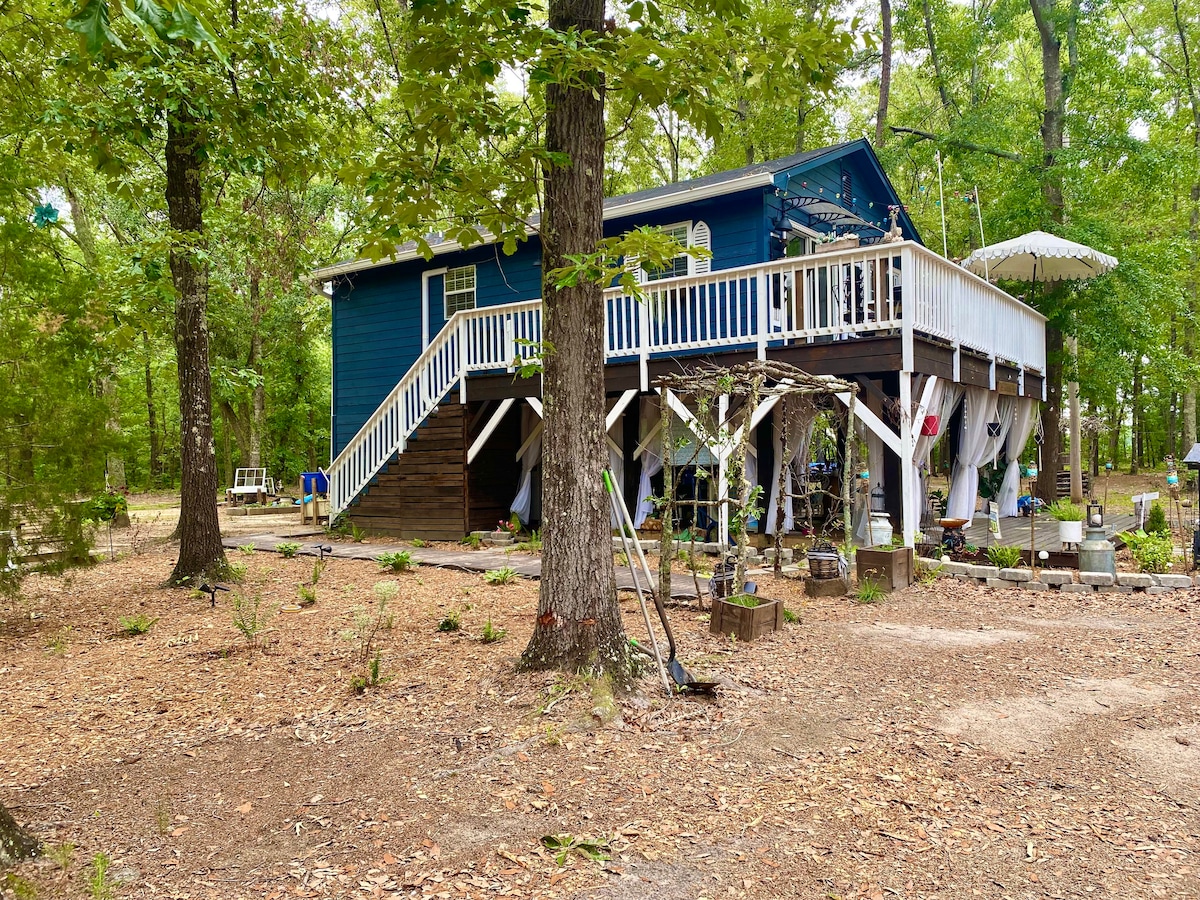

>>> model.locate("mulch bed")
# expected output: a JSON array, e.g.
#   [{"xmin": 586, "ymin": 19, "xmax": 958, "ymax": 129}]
[{"xmin": 2, "ymin": 535, "xmax": 1198, "ymax": 899}]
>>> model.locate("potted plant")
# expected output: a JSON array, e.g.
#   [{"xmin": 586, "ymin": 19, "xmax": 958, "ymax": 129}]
[
  {"xmin": 709, "ymin": 592, "xmax": 783, "ymax": 642},
  {"xmin": 1047, "ymin": 499, "xmax": 1084, "ymax": 546}
]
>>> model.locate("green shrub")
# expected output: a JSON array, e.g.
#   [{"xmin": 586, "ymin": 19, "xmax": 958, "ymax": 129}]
[
  {"xmin": 275, "ymin": 542, "xmax": 301, "ymax": 558},
  {"xmin": 232, "ymin": 593, "xmax": 270, "ymax": 648},
  {"xmin": 118, "ymin": 614, "xmax": 158, "ymax": 636},
  {"xmin": 297, "ymin": 585, "xmax": 317, "ymax": 607},
  {"xmin": 410, "ymin": 538, "xmax": 427, "ymax": 548},
  {"xmin": 1146, "ymin": 503, "xmax": 1170, "ymax": 536},
  {"xmin": 86, "ymin": 492, "xmax": 128, "ymax": 523},
  {"xmin": 514, "ymin": 529, "xmax": 542, "ymax": 552},
  {"xmin": 462, "ymin": 533, "xmax": 483, "ymax": 549},
  {"xmin": 914, "ymin": 559, "xmax": 942, "ymax": 584},
  {"xmin": 377, "ymin": 550, "xmax": 414, "ymax": 573},
  {"xmin": 480, "ymin": 619, "xmax": 507, "ymax": 643},
  {"xmin": 1046, "ymin": 499, "xmax": 1084, "ymax": 522},
  {"xmin": 238, "ymin": 543, "xmax": 256, "ymax": 555},
  {"xmin": 437, "ymin": 610, "xmax": 461, "ymax": 632},
  {"xmin": 484, "ymin": 566, "xmax": 518, "ymax": 585},
  {"xmin": 350, "ymin": 650, "xmax": 393, "ymax": 694},
  {"xmin": 782, "ymin": 607, "xmax": 800, "ymax": 624},
  {"xmin": 1119, "ymin": 529, "xmax": 1174, "ymax": 573},
  {"xmin": 721, "ymin": 593, "xmax": 760, "ymax": 608},
  {"xmin": 986, "ymin": 545, "xmax": 1023, "ymax": 569}
]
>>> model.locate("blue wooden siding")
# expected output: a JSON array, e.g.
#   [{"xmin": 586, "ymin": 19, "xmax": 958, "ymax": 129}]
[{"xmin": 331, "ymin": 142, "xmax": 914, "ymax": 455}]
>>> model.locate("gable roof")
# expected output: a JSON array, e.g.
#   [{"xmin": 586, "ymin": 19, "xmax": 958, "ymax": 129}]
[{"xmin": 315, "ymin": 139, "xmax": 915, "ymax": 279}]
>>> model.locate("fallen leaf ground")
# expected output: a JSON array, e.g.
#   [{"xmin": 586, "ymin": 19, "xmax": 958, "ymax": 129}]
[{"xmin": 2, "ymin": 508, "xmax": 1198, "ymax": 900}]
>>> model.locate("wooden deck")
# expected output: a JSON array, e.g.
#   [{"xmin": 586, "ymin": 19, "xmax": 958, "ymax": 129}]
[{"xmin": 959, "ymin": 513, "xmax": 1137, "ymax": 553}]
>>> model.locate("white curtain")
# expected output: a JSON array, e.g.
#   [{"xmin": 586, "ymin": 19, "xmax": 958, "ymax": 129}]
[
  {"xmin": 633, "ymin": 395, "xmax": 664, "ymax": 528},
  {"xmin": 997, "ymin": 397, "xmax": 1038, "ymax": 517},
  {"xmin": 608, "ymin": 417, "xmax": 624, "ymax": 528},
  {"xmin": 509, "ymin": 404, "xmax": 542, "ymax": 524},
  {"xmin": 853, "ymin": 419, "xmax": 885, "ymax": 543},
  {"xmin": 912, "ymin": 382, "xmax": 964, "ymax": 524},
  {"xmin": 765, "ymin": 404, "xmax": 816, "ymax": 534},
  {"xmin": 946, "ymin": 386, "xmax": 999, "ymax": 524}
]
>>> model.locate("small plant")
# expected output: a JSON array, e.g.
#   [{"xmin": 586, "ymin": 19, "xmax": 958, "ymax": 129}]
[
  {"xmin": 86, "ymin": 491, "xmax": 128, "ymax": 523},
  {"xmin": 782, "ymin": 607, "xmax": 800, "ymax": 624},
  {"xmin": 1118, "ymin": 529, "xmax": 1174, "ymax": 573},
  {"xmin": 343, "ymin": 582, "xmax": 399, "ymax": 666},
  {"xmin": 462, "ymin": 533, "xmax": 483, "ymax": 550},
  {"xmin": 350, "ymin": 650, "xmax": 393, "ymax": 693},
  {"xmin": 118, "ymin": 614, "xmax": 158, "ymax": 636},
  {"xmin": 232, "ymin": 593, "xmax": 270, "ymax": 648},
  {"xmin": 377, "ymin": 550, "xmax": 414, "ymax": 573},
  {"xmin": 88, "ymin": 851, "xmax": 114, "ymax": 900},
  {"xmin": 498, "ymin": 517, "xmax": 519, "ymax": 536},
  {"xmin": 438, "ymin": 610, "xmax": 462, "ymax": 632},
  {"xmin": 721, "ymin": 593, "xmax": 760, "ymax": 608},
  {"xmin": 514, "ymin": 529, "xmax": 542, "ymax": 552},
  {"xmin": 311, "ymin": 559, "xmax": 326, "ymax": 584},
  {"xmin": 480, "ymin": 619, "xmax": 507, "ymax": 643},
  {"xmin": 238, "ymin": 543, "xmax": 256, "ymax": 555},
  {"xmin": 297, "ymin": 585, "xmax": 317, "ymax": 607},
  {"xmin": 484, "ymin": 566, "xmax": 518, "ymax": 585},
  {"xmin": 540, "ymin": 833, "xmax": 611, "ymax": 866},
  {"xmin": 46, "ymin": 626, "xmax": 72, "ymax": 655},
  {"xmin": 854, "ymin": 579, "xmax": 886, "ymax": 604},
  {"xmin": 410, "ymin": 538, "xmax": 427, "ymax": 548},
  {"xmin": 46, "ymin": 841, "xmax": 75, "ymax": 869},
  {"xmin": 914, "ymin": 558, "xmax": 942, "ymax": 585},
  {"xmin": 275, "ymin": 541, "xmax": 301, "ymax": 558},
  {"xmin": 349, "ymin": 522, "xmax": 367, "ymax": 543},
  {"xmin": 1046, "ymin": 499, "xmax": 1084, "ymax": 522},
  {"xmin": 986, "ymin": 545, "xmax": 1023, "ymax": 569},
  {"xmin": 225, "ymin": 561, "xmax": 248, "ymax": 582},
  {"xmin": 614, "ymin": 550, "xmax": 629, "ymax": 567},
  {"xmin": 1146, "ymin": 503, "xmax": 1170, "ymax": 536}
]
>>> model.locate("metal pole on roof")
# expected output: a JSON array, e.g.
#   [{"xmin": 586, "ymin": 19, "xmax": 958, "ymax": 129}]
[{"xmin": 935, "ymin": 151, "xmax": 948, "ymax": 258}]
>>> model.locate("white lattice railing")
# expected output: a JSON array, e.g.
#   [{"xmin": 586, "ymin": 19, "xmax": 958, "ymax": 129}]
[{"xmin": 329, "ymin": 241, "xmax": 1045, "ymax": 517}]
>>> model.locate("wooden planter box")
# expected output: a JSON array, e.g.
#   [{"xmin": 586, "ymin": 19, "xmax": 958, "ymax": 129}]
[
  {"xmin": 709, "ymin": 596, "xmax": 783, "ymax": 642},
  {"xmin": 856, "ymin": 547, "xmax": 913, "ymax": 592}
]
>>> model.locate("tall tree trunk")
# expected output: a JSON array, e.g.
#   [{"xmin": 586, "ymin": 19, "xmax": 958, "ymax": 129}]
[
  {"xmin": 521, "ymin": 0, "xmax": 627, "ymax": 678},
  {"xmin": 875, "ymin": 0, "xmax": 892, "ymax": 149},
  {"xmin": 1130, "ymin": 357, "xmax": 1143, "ymax": 475},
  {"xmin": 166, "ymin": 113, "xmax": 226, "ymax": 583},
  {"xmin": 1037, "ymin": 325, "xmax": 1064, "ymax": 503},
  {"xmin": 247, "ymin": 275, "xmax": 266, "ymax": 468},
  {"xmin": 1066, "ymin": 336, "xmax": 1082, "ymax": 502},
  {"xmin": 1173, "ymin": 0, "xmax": 1199, "ymax": 451},
  {"xmin": 0, "ymin": 800, "xmax": 39, "ymax": 866},
  {"xmin": 922, "ymin": 0, "xmax": 957, "ymax": 116},
  {"xmin": 144, "ymin": 330, "xmax": 161, "ymax": 480}
]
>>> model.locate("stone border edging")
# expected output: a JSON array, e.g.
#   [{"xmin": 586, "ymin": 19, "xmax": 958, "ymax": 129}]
[{"xmin": 919, "ymin": 557, "xmax": 1198, "ymax": 595}]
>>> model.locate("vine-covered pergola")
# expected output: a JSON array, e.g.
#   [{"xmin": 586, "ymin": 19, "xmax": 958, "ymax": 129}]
[{"xmin": 654, "ymin": 360, "xmax": 860, "ymax": 597}]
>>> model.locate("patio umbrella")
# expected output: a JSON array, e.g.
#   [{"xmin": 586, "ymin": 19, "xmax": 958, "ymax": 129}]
[
  {"xmin": 961, "ymin": 230, "xmax": 1118, "ymax": 282},
  {"xmin": 961, "ymin": 230, "xmax": 1118, "ymax": 506}
]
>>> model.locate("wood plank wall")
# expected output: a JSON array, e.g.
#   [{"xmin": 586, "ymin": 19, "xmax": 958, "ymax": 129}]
[{"xmin": 347, "ymin": 405, "xmax": 468, "ymax": 539}]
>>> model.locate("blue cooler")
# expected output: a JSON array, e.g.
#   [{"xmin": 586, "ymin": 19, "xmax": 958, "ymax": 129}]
[{"xmin": 302, "ymin": 471, "xmax": 329, "ymax": 495}]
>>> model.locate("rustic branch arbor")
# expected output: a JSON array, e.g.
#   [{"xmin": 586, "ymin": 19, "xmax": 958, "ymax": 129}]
[{"xmin": 654, "ymin": 361, "xmax": 859, "ymax": 598}]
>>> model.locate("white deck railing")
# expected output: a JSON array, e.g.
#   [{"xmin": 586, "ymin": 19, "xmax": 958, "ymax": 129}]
[{"xmin": 329, "ymin": 241, "xmax": 1045, "ymax": 517}]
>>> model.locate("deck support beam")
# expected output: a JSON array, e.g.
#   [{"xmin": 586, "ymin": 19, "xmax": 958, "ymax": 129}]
[{"xmin": 467, "ymin": 398, "xmax": 515, "ymax": 465}]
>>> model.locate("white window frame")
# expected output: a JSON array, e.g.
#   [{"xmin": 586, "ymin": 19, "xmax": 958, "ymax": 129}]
[
  {"xmin": 785, "ymin": 221, "xmax": 822, "ymax": 257},
  {"xmin": 443, "ymin": 264, "xmax": 476, "ymax": 318},
  {"xmin": 639, "ymin": 220, "xmax": 712, "ymax": 283}
]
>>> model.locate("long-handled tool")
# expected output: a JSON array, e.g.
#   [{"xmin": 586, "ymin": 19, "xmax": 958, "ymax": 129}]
[{"xmin": 606, "ymin": 469, "xmax": 717, "ymax": 694}]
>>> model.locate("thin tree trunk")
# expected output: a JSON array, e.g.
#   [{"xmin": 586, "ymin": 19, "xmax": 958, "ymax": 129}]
[
  {"xmin": 922, "ymin": 0, "xmax": 957, "ymax": 116},
  {"xmin": 1037, "ymin": 325, "xmax": 1064, "ymax": 503},
  {"xmin": 144, "ymin": 330, "xmax": 161, "ymax": 480},
  {"xmin": 1130, "ymin": 357, "xmax": 1143, "ymax": 475},
  {"xmin": 0, "ymin": 800, "xmax": 38, "ymax": 866},
  {"xmin": 166, "ymin": 113, "xmax": 226, "ymax": 583},
  {"xmin": 247, "ymin": 276, "xmax": 266, "ymax": 469},
  {"xmin": 875, "ymin": 0, "xmax": 892, "ymax": 149},
  {"xmin": 521, "ymin": 0, "xmax": 626, "ymax": 677}
]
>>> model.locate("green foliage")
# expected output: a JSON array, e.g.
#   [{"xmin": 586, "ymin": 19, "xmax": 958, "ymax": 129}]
[
  {"xmin": 297, "ymin": 585, "xmax": 317, "ymax": 607},
  {"xmin": 311, "ymin": 559, "xmax": 325, "ymax": 584},
  {"xmin": 377, "ymin": 550, "xmax": 414, "ymax": 573},
  {"xmin": 540, "ymin": 833, "xmax": 611, "ymax": 866},
  {"xmin": 232, "ymin": 593, "xmax": 270, "ymax": 648},
  {"xmin": 514, "ymin": 529, "xmax": 542, "ymax": 552},
  {"xmin": 350, "ymin": 650, "xmax": 393, "ymax": 694},
  {"xmin": 720, "ymin": 593, "xmax": 761, "ymax": 609},
  {"xmin": 88, "ymin": 851, "xmax": 114, "ymax": 900},
  {"xmin": 854, "ymin": 580, "xmax": 886, "ymax": 604},
  {"xmin": 275, "ymin": 542, "xmax": 301, "ymax": 559},
  {"xmin": 462, "ymin": 533, "xmax": 483, "ymax": 550},
  {"xmin": 85, "ymin": 492, "xmax": 128, "ymax": 522},
  {"xmin": 914, "ymin": 559, "xmax": 942, "ymax": 585},
  {"xmin": 480, "ymin": 619, "xmax": 507, "ymax": 643},
  {"xmin": 986, "ymin": 545, "xmax": 1023, "ymax": 569},
  {"xmin": 437, "ymin": 610, "xmax": 461, "ymax": 633},
  {"xmin": 238, "ymin": 544, "xmax": 256, "ymax": 555},
  {"xmin": 483, "ymin": 566, "xmax": 518, "ymax": 585},
  {"xmin": 1046, "ymin": 500, "xmax": 1084, "ymax": 522},
  {"xmin": 410, "ymin": 538, "xmax": 427, "ymax": 548},
  {"xmin": 1146, "ymin": 503, "xmax": 1169, "ymax": 536},
  {"xmin": 782, "ymin": 607, "xmax": 800, "ymax": 624},
  {"xmin": 1118, "ymin": 530, "xmax": 1175, "ymax": 574},
  {"xmin": 118, "ymin": 613, "xmax": 157, "ymax": 636}
]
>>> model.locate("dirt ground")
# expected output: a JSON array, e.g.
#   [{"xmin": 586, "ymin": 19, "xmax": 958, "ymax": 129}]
[{"xmin": 2, "ymin": 501, "xmax": 1199, "ymax": 899}]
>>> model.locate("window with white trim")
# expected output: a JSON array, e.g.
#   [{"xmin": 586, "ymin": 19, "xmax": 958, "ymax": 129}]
[
  {"xmin": 639, "ymin": 221, "xmax": 711, "ymax": 282},
  {"xmin": 444, "ymin": 265, "xmax": 476, "ymax": 317}
]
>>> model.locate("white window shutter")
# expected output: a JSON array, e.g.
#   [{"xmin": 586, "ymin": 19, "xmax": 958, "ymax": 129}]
[
  {"xmin": 624, "ymin": 254, "xmax": 644, "ymax": 285},
  {"xmin": 691, "ymin": 221, "xmax": 711, "ymax": 275}
]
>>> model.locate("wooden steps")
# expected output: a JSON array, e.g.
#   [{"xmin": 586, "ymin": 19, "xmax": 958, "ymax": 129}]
[{"xmin": 346, "ymin": 405, "xmax": 468, "ymax": 540}]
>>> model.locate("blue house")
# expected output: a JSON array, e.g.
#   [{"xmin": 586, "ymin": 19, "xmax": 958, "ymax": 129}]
[{"xmin": 316, "ymin": 139, "xmax": 1046, "ymax": 544}]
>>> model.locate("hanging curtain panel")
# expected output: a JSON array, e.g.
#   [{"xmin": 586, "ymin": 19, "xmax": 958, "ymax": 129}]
[
  {"xmin": 912, "ymin": 382, "xmax": 964, "ymax": 525},
  {"xmin": 997, "ymin": 397, "xmax": 1038, "ymax": 517},
  {"xmin": 509, "ymin": 404, "xmax": 543, "ymax": 525},
  {"xmin": 765, "ymin": 403, "xmax": 817, "ymax": 534},
  {"xmin": 946, "ymin": 386, "xmax": 999, "ymax": 524},
  {"xmin": 633, "ymin": 394, "xmax": 664, "ymax": 528}
]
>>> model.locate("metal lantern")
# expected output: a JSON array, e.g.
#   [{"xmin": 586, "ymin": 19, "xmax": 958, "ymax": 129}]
[
  {"xmin": 1086, "ymin": 503, "xmax": 1104, "ymax": 527},
  {"xmin": 870, "ymin": 482, "xmax": 886, "ymax": 513}
]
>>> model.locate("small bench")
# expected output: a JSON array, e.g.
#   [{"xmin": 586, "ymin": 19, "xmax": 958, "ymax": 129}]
[{"xmin": 225, "ymin": 468, "xmax": 276, "ymax": 506}]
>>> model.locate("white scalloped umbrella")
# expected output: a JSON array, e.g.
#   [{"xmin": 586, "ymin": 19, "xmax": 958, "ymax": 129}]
[{"xmin": 962, "ymin": 230, "xmax": 1118, "ymax": 282}]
